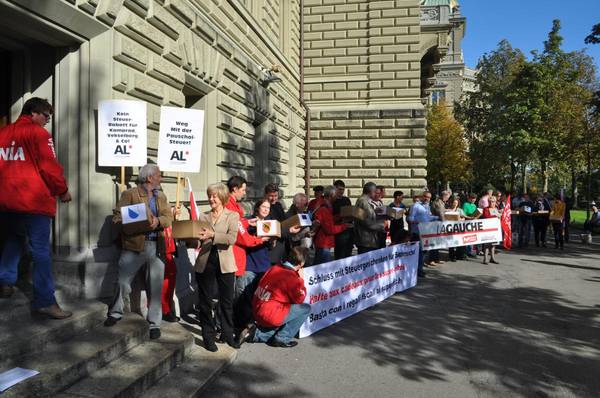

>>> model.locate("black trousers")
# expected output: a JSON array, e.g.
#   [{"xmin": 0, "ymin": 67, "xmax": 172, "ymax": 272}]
[
  {"xmin": 334, "ymin": 230, "xmax": 354, "ymax": 260},
  {"xmin": 195, "ymin": 251, "xmax": 235, "ymax": 342},
  {"xmin": 552, "ymin": 223, "xmax": 564, "ymax": 248},
  {"xmin": 357, "ymin": 246, "xmax": 376, "ymax": 254},
  {"xmin": 533, "ymin": 221, "xmax": 548, "ymax": 245}
]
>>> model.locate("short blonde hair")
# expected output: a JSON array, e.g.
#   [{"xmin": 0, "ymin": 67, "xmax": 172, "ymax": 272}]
[{"xmin": 207, "ymin": 183, "xmax": 230, "ymax": 206}]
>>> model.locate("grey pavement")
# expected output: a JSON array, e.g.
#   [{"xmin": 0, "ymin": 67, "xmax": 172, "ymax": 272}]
[{"xmin": 203, "ymin": 238, "xmax": 600, "ymax": 398}]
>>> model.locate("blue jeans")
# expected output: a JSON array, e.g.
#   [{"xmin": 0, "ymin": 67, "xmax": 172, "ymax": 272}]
[
  {"xmin": 254, "ymin": 303, "xmax": 311, "ymax": 344},
  {"xmin": 0, "ymin": 213, "xmax": 55, "ymax": 309},
  {"xmin": 313, "ymin": 248, "xmax": 333, "ymax": 265},
  {"xmin": 234, "ymin": 271, "xmax": 260, "ymax": 328}
]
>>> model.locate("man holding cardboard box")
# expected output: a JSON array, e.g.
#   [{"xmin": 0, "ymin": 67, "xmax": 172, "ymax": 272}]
[{"xmin": 104, "ymin": 164, "xmax": 173, "ymax": 340}]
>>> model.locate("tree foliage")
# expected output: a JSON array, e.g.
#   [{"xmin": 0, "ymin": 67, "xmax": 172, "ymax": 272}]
[
  {"xmin": 426, "ymin": 102, "xmax": 471, "ymax": 190},
  {"xmin": 455, "ymin": 20, "xmax": 599, "ymax": 198}
]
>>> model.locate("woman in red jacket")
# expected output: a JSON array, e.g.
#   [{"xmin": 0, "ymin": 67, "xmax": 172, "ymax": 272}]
[
  {"xmin": 482, "ymin": 196, "xmax": 500, "ymax": 264},
  {"xmin": 313, "ymin": 186, "xmax": 350, "ymax": 265},
  {"xmin": 245, "ymin": 247, "xmax": 310, "ymax": 348}
]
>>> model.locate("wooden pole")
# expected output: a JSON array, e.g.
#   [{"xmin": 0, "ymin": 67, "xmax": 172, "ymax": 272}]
[
  {"xmin": 120, "ymin": 166, "xmax": 126, "ymax": 192},
  {"xmin": 175, "ymin": 172, "xmax": 181, "ymax": 221}
]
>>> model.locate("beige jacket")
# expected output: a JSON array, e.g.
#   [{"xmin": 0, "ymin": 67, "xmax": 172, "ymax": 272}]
[
  {"xmin": 194, "ymin": 208, "xmax": 240, "ymax": 274},
  {"xmin": 113, "ymin": 185, "xmax": 172, "ymax": 254}
]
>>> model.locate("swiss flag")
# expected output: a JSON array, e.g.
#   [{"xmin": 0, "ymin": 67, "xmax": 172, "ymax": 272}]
[{"xmin": 501, "ymin": 195, "xmax": 512, "ymax": 250}]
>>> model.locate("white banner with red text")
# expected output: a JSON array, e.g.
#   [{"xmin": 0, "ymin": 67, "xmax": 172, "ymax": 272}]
[
  {"xmin": 299, "ymin": 242, "xmax": 419, "ymax": 338},
  {"xmin": 419, "ymin": 218, "xmax": 502, "ymax": 251}
]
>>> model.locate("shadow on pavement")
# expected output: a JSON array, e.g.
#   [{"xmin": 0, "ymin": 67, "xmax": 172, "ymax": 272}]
[{"xmin": 307, "ymin": 269, "xmax": 600, "ymax": 397}]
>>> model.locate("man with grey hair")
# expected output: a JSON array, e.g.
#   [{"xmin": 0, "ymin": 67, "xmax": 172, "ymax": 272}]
[
  {"xmin": 104, "ymin": 164, "xmax": 173, "ymax": 340},
  {"xmin": 286, "ymin": 192, "xmax": 309, "ymax": 217},
  {"xmin": 354, "ymin": 182, "xmax": 387, "ymax": 254},
  {"xmin": 313, "ymin": 186, "xmax": 350, "ymax": 264}
]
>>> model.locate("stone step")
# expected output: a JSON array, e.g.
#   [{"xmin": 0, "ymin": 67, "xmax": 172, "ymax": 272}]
[
  {"xmin": 0, "ymin": 287, "xmax": 70, "ymax": 323},
  {"xmin": 143, "ymin": 344, "xmax": 237, "ymax": 398},
  {"xmin": 0, "ymin": 299, "xmax": 107, "ymax": 369},
  {"xmin": 56, "ymin": 322, "xmax": 194, "ymax": 398},
  {"xmin": 2, "ymin": 316, "xmax": 149, "ymax": 397}
]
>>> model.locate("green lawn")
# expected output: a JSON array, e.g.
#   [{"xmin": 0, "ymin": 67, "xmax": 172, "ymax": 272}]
[{"xmin": 570, "ymin": 210, "xmax": 589, "ymax": 227}]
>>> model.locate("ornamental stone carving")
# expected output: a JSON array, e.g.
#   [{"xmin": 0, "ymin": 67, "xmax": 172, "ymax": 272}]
[{"xmin": 421, "ymin": 7, "xmax": 440, "ymax": 22}]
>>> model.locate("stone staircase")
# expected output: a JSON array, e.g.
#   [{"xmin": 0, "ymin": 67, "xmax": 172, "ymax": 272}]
[{"xmin": 0, "ymin": 287, "xmax": 236, "ymax": 397}]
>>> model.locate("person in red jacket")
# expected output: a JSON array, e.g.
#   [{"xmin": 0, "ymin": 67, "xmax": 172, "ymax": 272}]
[
  {"xmin": 246, "ymin": 246, "xmax": 310, "ymax": 348},
  {"xmin": 307, "ymin": 185, "xmax": 324, "ymax": 212},
  {"xmin": 225, "ymin": 176, "xmax": 269, "ymax": 280},
  {"xmin": 0, "ymin": 98, "xmax": 72, "ymax": 319},
  {"xmin": 313, "ymin": 186, "xmax": 350, "ymax": 265}
]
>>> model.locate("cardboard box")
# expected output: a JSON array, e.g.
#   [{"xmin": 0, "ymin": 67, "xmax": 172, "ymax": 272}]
[
  {"xmin": 121, "ymin": 203, "xmax": 153, "ymax": 236},
  {"xmin": 386, "ymin": 207, "xmax": 405, "ymax": 220},
  {"xmin": 444, "ymin": 211, "xmax": 461, "ymax": 221},
  {"xmin": 549, "ymin": 214, "xmax": 564, "ymax": 223},
  {"xmin": 520, "ymin": 205, "xmax": 532, "ymax": 214},
  {"xmin": 172, "ymin": 220, "xmax": 213, "ymax": 239},
  {"xmin": 471, "ymin": 208, "xmax": 483, "ymax": 219},
  {"xmin": 533, "ymin": 210, "xmax": 549, "ymax": 216},
  {"xmin": 257, "ymin": 220, "xmax": 281, "ymax": 238},
  {"xmin": 340, "ymin": 206, "xmax": 367, "ymax": 221},
  {"xmin": 511, "ymin": 210, "xmax": 520, "ymax": 215},
  {"xmin": 281, "ymin": 213, "xmax": 312, "ymax": 230}
]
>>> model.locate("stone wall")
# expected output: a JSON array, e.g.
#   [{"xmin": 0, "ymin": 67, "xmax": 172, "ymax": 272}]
[{"xmin": 303, "ymin": 0, "xmax": 428, "ymax": 199}]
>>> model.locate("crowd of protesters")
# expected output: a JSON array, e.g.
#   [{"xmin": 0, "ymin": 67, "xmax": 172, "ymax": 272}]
[{"xmin": 0, "ymin": 97, "xmax": 593, "ymax": 354}]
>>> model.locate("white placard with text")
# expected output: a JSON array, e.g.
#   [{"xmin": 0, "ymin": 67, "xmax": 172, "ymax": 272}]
[
  {"xmin": 98, "ymin": 100, "xmax": 147, "ymax": 166},
  {"xmin": 157, "ymin": 106, "xmax": 204, "ymax": 172}
]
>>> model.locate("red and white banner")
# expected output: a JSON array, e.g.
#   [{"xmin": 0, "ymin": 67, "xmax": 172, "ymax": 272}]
[
  {"xmin": 418, "ymin": 218, "xmax": 502, "ymax": 250},
  {"xmin": 299, "ymin": 242, "xmax": 419, "ymax": 338}
]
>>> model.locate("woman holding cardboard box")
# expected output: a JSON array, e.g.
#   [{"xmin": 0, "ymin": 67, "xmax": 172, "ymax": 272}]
[{"xmin": 193, "ymin": 183, "xmax": 240, "ymax": 352}]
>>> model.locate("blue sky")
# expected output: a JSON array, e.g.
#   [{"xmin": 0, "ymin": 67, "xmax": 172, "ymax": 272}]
[{"xmin": 459, "ymin": 0, "xmax": 600, "ymax": 71}]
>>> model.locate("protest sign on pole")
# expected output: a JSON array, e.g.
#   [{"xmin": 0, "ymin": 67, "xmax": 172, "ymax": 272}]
[
  {"xmin": 299, "ymin": 242, "xmax": 419, "ymax": 338},
  {"xmin": 418, "ymin": 218, "xmax": 502, "ymax": 251},
  {"xmin": 98, "ymin": 100, "xmax": 147, "ymax": 167},
  {"xmin": 157, "ymin": 106, "xmax": 204, "ymax": 173}
]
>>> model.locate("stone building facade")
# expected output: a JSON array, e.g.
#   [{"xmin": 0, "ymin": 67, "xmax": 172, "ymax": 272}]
[
  {"xmin": 303, "ymin": 0, "xmax": 467, "ymax": 198},
  {"xmin": 0, "ymin": 0, "xmax": 468, "ymax": 298},
  {"xmin": 0, "ymin": 0, "xmax": 305, "ymax": 298}
]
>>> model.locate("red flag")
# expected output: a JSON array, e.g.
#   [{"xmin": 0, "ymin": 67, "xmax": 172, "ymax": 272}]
[
  {"xmin": 188, "ymin": 178, "xmax": 199, "ymax": 221},
  {"xmin": 501, "ymin": 194, "xmax": 512, "ymax": 249}
]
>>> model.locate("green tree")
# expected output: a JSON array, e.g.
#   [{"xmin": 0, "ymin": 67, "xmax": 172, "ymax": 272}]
[
  {"xmin": 584, "ymin": 23, "xmax": 600, "ymax": 44},
  {"xmin": 426, "ymin": 102, "xmax": 471, "ymax": 191},
  {"xmin": 454, "ymin": 40, "xmax": 530, "ymax": 192}
]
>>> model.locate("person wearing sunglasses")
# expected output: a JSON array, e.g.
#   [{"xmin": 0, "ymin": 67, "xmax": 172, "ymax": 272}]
[{"xmin": 0, "ymin": 97, "xmax": 72, "ymax": 319}]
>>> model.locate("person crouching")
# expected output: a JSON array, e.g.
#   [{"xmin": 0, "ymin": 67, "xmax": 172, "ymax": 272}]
[{"xmin": 247, "ymin": 247, "xmax": 310, "ymax": 348}]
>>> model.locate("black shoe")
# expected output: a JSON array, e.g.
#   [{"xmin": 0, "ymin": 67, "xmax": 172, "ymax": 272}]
[
  {"xmin": 104, "ymin": 316, "xmax": 120, "ymax": 327},
  {"xmin": 417, "ymin": 271, "xmax": 426, "ymax": 278},
  {"xmin": 203, "ymin": 337, "xmax": 218, "ymax": 352},
  {"xmin": 267, "ymin": 339, "xmax": 298, "ymax": 348},
  {"xmin": 149, "ymin": 328, "xmax": 161, "ymax": 340},
  {"xmin": 450, "ymin": 258, "xmax": 457, "ymax": 262},
  {"xmin": 483, "ymin": 261, "xmax": 488, "ymax": 265},
  {"xmin": 162, "ymin": 312, "xmax": 179, "ymax": 323},
  {"xmin": 236, "ymin": 324, "xmax": 257, "ymax": 345},
  {"xmin": 490, "ymin": 260, "xmax": 499, "ymax": 264},
  {"xmin": 542, "ymin": 243, "xmax": 547, "ymax": 248}
]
